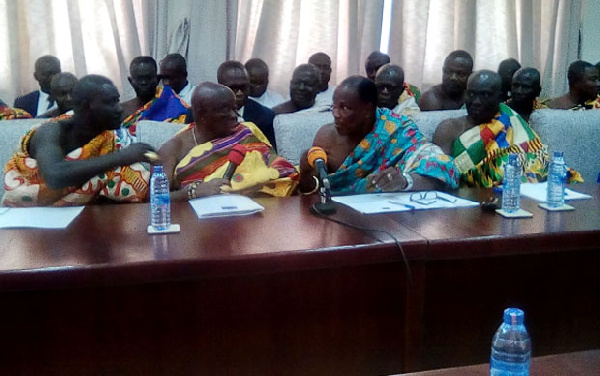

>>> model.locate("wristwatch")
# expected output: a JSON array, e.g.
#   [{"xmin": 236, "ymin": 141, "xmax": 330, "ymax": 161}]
[{"xmin": 402, "ymin": 172, "xmax": 414, "ymax": 191}]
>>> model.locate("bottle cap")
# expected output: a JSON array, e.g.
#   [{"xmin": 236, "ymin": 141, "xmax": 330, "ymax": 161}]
[
  {"xmin": 508, "ymin": 153, "xmax": 518, "ymax": 163},
  {"xmin": 503, "ymin": 307, "xmax": 525, "ymax": 325},
  {"xmin": 553, "ymin": 151, "xmax": 564, "ymax": 158},
  {"xmin": 153, "ymin": 165, "xmax": 164, "ymax": 173}
]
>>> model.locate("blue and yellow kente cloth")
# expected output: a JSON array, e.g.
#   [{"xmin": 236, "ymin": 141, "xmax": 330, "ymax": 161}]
[
  {"xmin": 329, "ymin": 108, "xmax": 459, "ymax": 195},
  {"xmin": 452, "ymin": 103, "xmax": 555, "ymax": 187}
]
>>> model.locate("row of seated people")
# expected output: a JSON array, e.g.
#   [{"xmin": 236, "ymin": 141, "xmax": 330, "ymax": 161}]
[{"xmin": 1, "ymin": 65, "xmax": 585, "ymax": 207}]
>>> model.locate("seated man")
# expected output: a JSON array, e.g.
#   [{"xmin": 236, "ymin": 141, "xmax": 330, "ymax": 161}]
[
  {"xmin": 419, "ymin": 50, "xmax": 473, "ymax": 111},
  {"xmin": 159, "ymin": 53, "xmax": 195, "ymax": 105},
  {"xmin": 37, "ymin": 72, "xmax": 78, "ymax": 119},
  {"xmin": 157, "ymin": 82, "xmax": 298, "ymax": 200},
  {"xmin": 433, "ymin": 70, "xmax": 554, "ymax": 188},
  {"xmin": 14, "ymin": 55, "xmax": 61, "ymax": 117},
  {"xmin": 374, "ymin": 64, "xmax": 420, "ymax": 117},
  {"xmin": 2, "ymin": 75, "xmax": 155, "ymax": 207},
  {"xmin": 217, "ymin": 60, "xmax": 277, "ymax": 149},
  {"xmin": 365, "ymin": 51, "xmax": 421, "ymax": 101},
  {"xmin": 298, "ymin": 76, "xmax": 459, "ymax": 195},
  {"xmin": 308, "ymin": 52, "xmax": 336, "ymax": 107},
  {"xmin": 497, "ymin": 58, "xmax": 522, "ymax": 102},
  {"xmin": 121, "ymin": 56, "xmax": 188, "ymax": 137},
  {"xmin": 245, "ymin": 58, "xmax": 285, "ymax": 108},
  {"xmin": 505, "ymin": 67, "xmax": 546, "ymax": 121},
  {"xmin": 546, "ymin": 60, "xmax": 600, "ymax": 110},
  {"xmin": 272, "ymin": 64, "xmax": 322, "ymax": 115}
]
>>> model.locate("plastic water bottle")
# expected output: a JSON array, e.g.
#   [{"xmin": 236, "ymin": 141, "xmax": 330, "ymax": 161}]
[
  {"xmin": 502, "ymin": 154, "xmax": 521, "ymax": 213},
  {"xmin": 490, "ymin": 308, "xmax": 531, "ymax": 376},
  {"xmin": 150, "ymin": 165, "xmax": 171, "ymax": 231},
  {"xmin": 546, "ymin": 151, "xmax": 566, "ymax": 208}
]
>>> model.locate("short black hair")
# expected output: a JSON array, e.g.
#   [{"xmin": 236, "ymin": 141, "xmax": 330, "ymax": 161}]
[
  {"xmin": 339, "ymin": 75, "xmax": 378, "ymax": 106},
  {"xmin": 161, "ymin": 53, "xmax": 187, "ymax": 71},
  {"xmin": 129, "ymin": 56, "xmax": 157, "ymax": 75},
  {"xmin": 217, "ymin": 60, "xmax": 247, "ymax": 83},
  {"xmin": 567, "ymin": 60, "xmax": 595, "ymax": 86},
  {"xmin": 366, "ymin": 51, "xmax": 390, "ymax": 64},
  {"xmin": 245, "ymin": 58, "xmax": 269, "ymax": 73},
  {"xmin": 72, "ymin": 74, "xmax": 115, "ymax": 109},
  {"xmin": 444, "ymin": 50, "xmax": 474, "ymax": 70}
]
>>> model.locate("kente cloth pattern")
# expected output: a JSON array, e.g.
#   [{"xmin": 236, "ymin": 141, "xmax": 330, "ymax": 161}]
[
  {"xmin": 451, "ymin": 103, "xmax": 553, "ymax": 188},
  {"xmin": 0, "ymin": 105, "xmax": 32, "ymax": 120},
  {"xmin": 121, "ymin": 86, "xmax": 189, "ymax": 136},
  {"xmin": 2, "ymin": 125, "xmax": 149, "ymax": 207},
  {"xmin": 328, "ymin": 108, "xmax": 459, "ymax": 195},
  {"xmin": 174, "ymin": 122, "xmax": 298, "ymax": 197},
  {"xmin": 570, "ymin": 94, "xmax": 600, "ymax": 110},
  {"xmin": 403, "ymin": 83, "xmax": 421, "ymax": 102}
]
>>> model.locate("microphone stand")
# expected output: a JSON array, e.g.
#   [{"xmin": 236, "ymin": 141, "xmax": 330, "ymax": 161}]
[{"xmin": 311, "ymin": 175, "xmax": 336, "ymax": 215}]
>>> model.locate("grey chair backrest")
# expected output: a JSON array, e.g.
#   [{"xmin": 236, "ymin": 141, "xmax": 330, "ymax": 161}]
[
  {"xmin": 136, "ymin": 120, "xmax": 186, "ymax": 150},
  {"xmin": 411, "ymin": 109, "xmax": 467, "ymax": 141},
  {"xmin": 529, "ymin": 109, "xmax": 600, "ymax": 182}
]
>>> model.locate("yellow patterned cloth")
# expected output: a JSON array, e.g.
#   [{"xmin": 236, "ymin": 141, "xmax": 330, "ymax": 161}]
[
  {"xmin": 174, "ymin": 122, "xmax": 298, "ymax": 197},
  {"xmin": 0, "ymin": 106, "xmax": 32, "ymax": 120},
  {"xmin": 2, "ymin": 126, "xmax": 149, "ymax": 207}
]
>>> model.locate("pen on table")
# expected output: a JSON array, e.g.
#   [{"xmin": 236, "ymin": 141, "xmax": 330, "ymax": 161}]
[{"xmin": 388, "ymin": 201, "xmax": 415, "ymax": 210}]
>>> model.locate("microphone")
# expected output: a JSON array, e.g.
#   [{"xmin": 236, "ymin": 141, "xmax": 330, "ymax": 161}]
[
  {"xmin": 307, "ymin": 146, "xmax": 336, "ymax": 215},
  {"xmin": 223, "ymin": 144, "xmax": 247, "ymax": 181}
]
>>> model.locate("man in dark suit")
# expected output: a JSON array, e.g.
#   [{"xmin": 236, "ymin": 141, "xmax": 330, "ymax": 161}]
[
  {"xmin": 215, "ymin": 61, "xmax": 277, "ymax": 150},
  {"xmin": 14, "ymin": 55, "xmax": 61, "ymax": 117}
]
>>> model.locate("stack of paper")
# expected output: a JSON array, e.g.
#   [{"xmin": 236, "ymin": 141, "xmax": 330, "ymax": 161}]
[
  {"xmin": 189, "ymin": 194, "xmax": 264, "ymax": 218},
  {"xmin": 0, "ymin": 206, "xmax": 85, "ymax": 229},
  {"xmin": 520, "ymin": 182, "xmax": 592, "ymax": 202}
]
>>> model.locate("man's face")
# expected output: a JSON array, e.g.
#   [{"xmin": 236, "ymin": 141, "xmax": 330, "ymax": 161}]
[
  {"xmin": 34, "ymin": 62, "xmax": 61, "ymax": 94},
  {"xmin": 332, "ymin": 85, "xmax": 374, "ymax": 136},
  {"xmin": 575, "ymin": 66, "xmax": 599, "ymax": 101},
  {"xmin": 247, "ymin": 67, "xmax": 268, "ymax": 98},
  {"xmin": 466, "ymin": 75, "xmax": 501, "ymax": 124},
  {"xmin": 51, "ymin": 77, "xmax": 77, "ymax": 113},
  {"xmin": 199, "ymin": 91, "xmax": 240, "ymax": 139},
  {"xmin": 89, "ymin": 84, "xmax": 123, "ymax": 130},
  {"xmin": 159, "ymin": 60, "xmax": 187, "ymax": 94},
  {"xmin": 220, "ymin": 69, "xmax": 250, "ymax": 110},
  {"xmin": 442, "ymin": 57, "xmax": 472, "ymax": 96},
  {"xmin": 365, "ymin": 58, "xmax": 387, "ymax": 81},
  {"xmin": 309, "ymin": 56, "xmax": 332, "ymax": 89},
  {"xmin": 290, "ymin": 70, "xmax": 319, "ymax": 109},
  {"xmin": 375, "ymin": 73, "xmax": 404, "ymax": 109},
  {"xmin": 511, "ymin": 73, "xmax": 539, "ymax": 105},
  {"xmin": 129, "ymin": 62, "xmax": 159, "ymax": 102}
]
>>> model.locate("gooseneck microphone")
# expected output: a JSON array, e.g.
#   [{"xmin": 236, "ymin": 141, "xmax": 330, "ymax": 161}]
[
  {"xmin": 307, "ymin": 146, "xmax": 336, "ymax": 215},
  {"xmin": 223, "ymin": 144, "xmax": 247, "ymax": 181}
]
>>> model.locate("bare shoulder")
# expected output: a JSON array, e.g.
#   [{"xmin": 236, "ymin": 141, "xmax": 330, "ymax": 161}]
[
  {"xmin": 419, "ymin": 85, "xmax": 443, "ymax": 111},
  {"xmin": 313, "ymin": 123, "xmax": 337, "ymax": 148},
  {"xmin": 545, "ymin": 94, "xmax": 570, "ymax": 109},
  {"xmin": 432, "ymin": 116, "xmax": 468, "ymax": 154}
]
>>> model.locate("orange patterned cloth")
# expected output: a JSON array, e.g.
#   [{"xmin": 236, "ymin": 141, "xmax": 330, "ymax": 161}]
[
  {"xmin": 0, "ymin": 106, "xmax": 32, "ymax": 120},
  {"xmin": 2, "ymin": 126, "xmax": 149, "ymax": 207}
]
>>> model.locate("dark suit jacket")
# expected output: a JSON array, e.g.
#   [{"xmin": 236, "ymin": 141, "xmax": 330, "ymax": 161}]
[
  {"xmin": 184, "ymin": 98, "xmax": 278, "ymax": 151},
  {"xmin": 14, "ymin": 91, "xmax": 40, "ymax": 117}
]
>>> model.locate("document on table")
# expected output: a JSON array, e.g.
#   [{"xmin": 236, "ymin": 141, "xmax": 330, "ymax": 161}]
[
  {"xmin": 332, "ymin": 191, "xmax": 478, "ymax": 214},
  {"xmin": 0, "ymin": 206, "xmax": 85, "ymax": 229},
  {"xmin": 520, "ymin": 182, "xmax": 592, "ymax": 202},
  {"xmin": 189, "ymin": 194, "xmax": 264, "ymax": 218}
]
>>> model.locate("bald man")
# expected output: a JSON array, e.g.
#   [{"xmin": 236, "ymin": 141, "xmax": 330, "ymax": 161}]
[
  {"xmin": 157, "ymin": 82, "xmax": 298, "ymax": 200},
  {"xmin": 375, "ymin": 64, "xmax": 420, "ymax": 116},
  {"xmin": 14, "ymin": 55, "xmax": 61, "ymax": 117},
  {"xmin": 547, "ymin": 60, "xmax": 600, "ymax": 110},
  {"xmin": 433, "ymin": 70, "xmax": 549, "ymax": 187},
  {"xmin": 2, "ymin": 75, "xmax": 155, "ymax": 206},
  {"xmin": 37, "ymin": 72, "xmax": 78, "ymax": 118},
  {"xmin": 419, "ymin": 50, "xmax": 473, "ymax": 111},
  {"xmin": 505, "ymin": 67, "xmax": 545, "ymax": 121},
  {"xmin": 272, "ymin": 64, "xmax": 321, "ymax": 115}
]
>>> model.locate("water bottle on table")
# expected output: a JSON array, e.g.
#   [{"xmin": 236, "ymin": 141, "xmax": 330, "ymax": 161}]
[
  {"xmin": 546, "ymin": 151, "xmax": 566, "ymax": 208},
  {"xmin": 490, "ymin": 307, "xmax": 531, "ymax": 376},
  {"xmin": 150, "ymin": 165, "xmax": 171, "ymax": 231},
  {"xmin": 502, "ymin": 154, "xmax": 521, "ymax": 213}
]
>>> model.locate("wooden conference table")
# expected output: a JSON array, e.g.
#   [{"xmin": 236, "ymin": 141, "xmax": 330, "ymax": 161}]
[{"xmin": 0, "ymin": 184, "xmax": 599, "ymax": 375}]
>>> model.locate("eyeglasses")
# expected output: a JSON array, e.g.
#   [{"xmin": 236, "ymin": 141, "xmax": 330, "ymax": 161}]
[{"xmin": 410, "ymin": 191, "xmax": 457, "ymax": 205}]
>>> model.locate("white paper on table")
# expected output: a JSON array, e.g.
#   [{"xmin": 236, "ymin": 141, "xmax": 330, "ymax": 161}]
[
  {"xmin": 520, "ymin": 182, "xmax": 592, "ymax": 202},
  {"xmin": 332, "ymin": 191, "xmax": 478, "ymax": 214},
  {"xmin": 189, "ymin": 194, "xmax": 264, "ymax": 218},
  {"xmin": 0, "ymin": 206, "xmax": 85, "ymax": 229}
]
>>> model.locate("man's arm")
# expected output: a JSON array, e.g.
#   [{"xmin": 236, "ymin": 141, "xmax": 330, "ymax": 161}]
[
  {"xmin": 31, "ymin": 123, "xmax": 155, "ymax": 189},
  {"xmin": 432, "ymin": 118, "xmax": 463, "ymax": 155},
  {"xmin": 298, "ymin": 124, "xmax": 333, "ymax": 193},
  {"xmin": 418, "ymin": 87, "xmax": 443, "ymax": 111}
]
